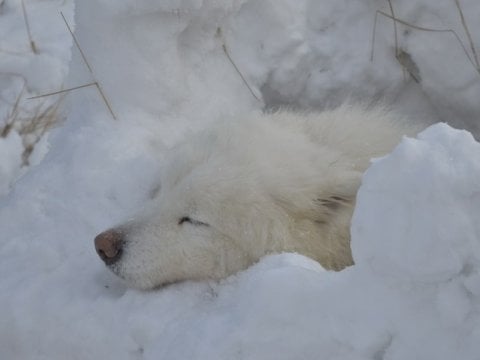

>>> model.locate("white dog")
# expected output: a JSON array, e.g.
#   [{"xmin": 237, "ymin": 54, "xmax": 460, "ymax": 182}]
[{"xmin": 95, "ymin": 105, "xmax": 415, "ymax": 289}]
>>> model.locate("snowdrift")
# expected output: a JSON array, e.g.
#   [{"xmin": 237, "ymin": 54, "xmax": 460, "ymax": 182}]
[{"xmin": 2, "ymin": 120, "xmax": 480, "ymax": 359}]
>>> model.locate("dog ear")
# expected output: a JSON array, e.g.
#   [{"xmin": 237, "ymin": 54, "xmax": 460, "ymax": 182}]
[
  {"xmin": 269, "ymin": 179, "xmax": 358, "ymax": 270},
  {"xmin": 274, "ymin": 168, "xmax": 360, "ymax": 216},
  {"xmin": 270, "ymin": 185, "xmax": 358, "ymax": 228},
  {"xmin": 314, "ymin": 194, "xmax": 355, "ymax": 222}
]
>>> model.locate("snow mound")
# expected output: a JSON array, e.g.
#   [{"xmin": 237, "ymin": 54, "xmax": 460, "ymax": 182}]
[
  {"xmin": 352, "ymin": 124, "xmax": 480, "ymax": 282},
  {"xmin": 2, "ymin": 120, "xmax": 480, "ymax": 359}
]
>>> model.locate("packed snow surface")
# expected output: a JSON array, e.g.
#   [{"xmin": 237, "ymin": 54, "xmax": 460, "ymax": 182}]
[{"xmin": 1, "ymin": 0, "xmax": 480, "ymax": 359}]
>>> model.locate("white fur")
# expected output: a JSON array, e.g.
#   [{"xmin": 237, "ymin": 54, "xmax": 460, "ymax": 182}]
[{"xmin": 102, "ymin": 104, "xmax": 417, "ymax": 289}]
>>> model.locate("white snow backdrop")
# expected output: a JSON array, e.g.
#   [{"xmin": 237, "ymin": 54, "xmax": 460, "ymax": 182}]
[{"xmin": 1, "ymin": 0, "xmax": 480, "ymax": 359}]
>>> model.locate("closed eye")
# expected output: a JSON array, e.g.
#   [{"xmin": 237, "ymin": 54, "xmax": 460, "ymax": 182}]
[{"xmin": 178, "ymin": 216, "xmax": 209, "ymax": 227}]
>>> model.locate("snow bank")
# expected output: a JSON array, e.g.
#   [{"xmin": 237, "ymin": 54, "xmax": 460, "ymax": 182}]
[
  {"xmin": 353, "ymin": 124, "xmax": 480, "ymax": 282},
  {"xmin": 3, "ymin": 124, "xmax": 480, "ymax": 360},
  {"xmin": 70, "ymin": 0, "xmax": 480, "ymax": 132}
]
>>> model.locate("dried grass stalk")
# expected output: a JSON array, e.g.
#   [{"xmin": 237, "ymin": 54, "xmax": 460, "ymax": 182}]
[
  {"xmin": 1, "ymin": 82, "xmax": 64, "ymax": 166},
  {"xmin": 21, "ymin": 0, "xmax": 37, "ymax": 53},
  {"xmin": 371, "ymin": 9, "xmax": 480, "ymax": 77}
]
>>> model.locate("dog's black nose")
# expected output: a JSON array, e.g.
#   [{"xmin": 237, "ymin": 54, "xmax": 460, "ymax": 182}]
[{"xmin": 94, "ymin": 229, "xmax": 123, "ymax": 265}]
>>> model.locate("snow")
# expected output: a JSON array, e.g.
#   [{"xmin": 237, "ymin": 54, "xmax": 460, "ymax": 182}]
[
  {"xmin": 353, "ymin": 124, "xmax": 480, "ymax": 282},
  {"xmin": 0, "ymin": 0, "xmax": 73, "ymax": 194},
  {"xmin": 0, "ymin": 130, "xmax": 22, "ymax": 195},
  {"xmin": 1, "ymin": 0, "xmax": 480, "ymax": 359}
]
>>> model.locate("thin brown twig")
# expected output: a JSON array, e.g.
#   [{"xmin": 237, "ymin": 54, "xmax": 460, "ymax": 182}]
[
  {"xmin": 1, "ymin": 77, "xmax": 27, "ymax": 137},
  {"xmin": 19, "ymin": 98, "xmax": 47, "ymax": 135},
  {"xmin": 454, "ymin": 0, "xmax": 479, "ymax": 71},
  {"xmin": 387, "ymin": 0, "xmax": 399, "ymax": 56},
  {"xmin": 386, "ymin": 0, "xmax": 407, "ymax": 80},
  {"xmin": 21, "ymin": 0, "xmax": 37, "ymax": 53},
  {"xmin": 44, "ymin": 12, "xmax": 117, "ymax": 120},
  {"xmin": 0, "ymin": 74, "xmax": 64, "ymax": 166},
  {"xmin": 27, "ymin": 82, "xmax": 97, "ymax": 99},
  {"xmin": 20, "ymin": 98, "xmax": 64, "ymax": 166},
  {"xmin": 28, "ymin": 81, "xmax": 117, "ymax": 120},
  {"xmin": 19, "ymin": 98, "xmax": 61, "ymax": 135},
  {"xmin": 94, "ymin": 82, "xmax": 116, "ymax": 120},
  {"xmin": 221, "ymin": 40, "xmax": 262, "ymax": 102},
  {"xmin": 371, "ymin": 10, "xmax": 380, "ymax": 62},
  {"xmin": 8, "ymin": 83, "xmax": 26, "ymax": 119},
  {"xmin": 370, "ymin": 10, "xmax": 479, "ymax": 75},
  {"xmin": 60, "ymin": 11, "xmax": 93, "ymax": 74},
  {"xmin": 60, "ymin": 11, "xmax": 116, "ymax": 119},
  {"xmin": 216, "ymin": 27, "xmax": 261, "ymax": 102}
]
